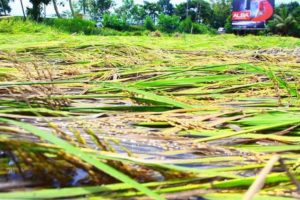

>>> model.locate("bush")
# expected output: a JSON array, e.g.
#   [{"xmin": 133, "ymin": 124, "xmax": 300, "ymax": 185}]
[
  {"xmin": 158, "ymin": 14, "xmax": 180, "ymax": 33},
  {"xmin": 102, "ymin": 13, "xmax": 129, "ymax": 31},
  {"xmin": 44, "ymin": 18, "xmax": 97, "ymax": 35},
  {"xmin": 192, "ymin": 23, "xmax": 216, "ymax": 34},
  {"xmin": 144, "ymin": 16, "xmax": 155, "ymax": 31},
  {"xmin": 0, "ymin": 16, "xmax": 217, "ymax": 36},
  {"xmin": 267, "ymin": 17, "xmax": 300, "ymax": 38},
  {"xmin": 266, "ymin": 6, "xmax": 300, "ymax": 38},
  {"xmin": 0, "ymin": 18, "xmax": 55, "ymax": 34},
  {"xmin": 127, "ymin": 25, "xmax": 146, "ymax": 32},
  {"xmin": 179, "ymin": 17, "xmax": 193, "ymax": 33},
  {"xmin": 95, "ymin": 28, "xmax": 125, "ymax": 36},
  {"xmin": 224, "ymin": 16, "xmax": 232, "ymax": 33},
  {"xmin": 291, "ymin": 25, "xmax": 300, "ymax": 37}
]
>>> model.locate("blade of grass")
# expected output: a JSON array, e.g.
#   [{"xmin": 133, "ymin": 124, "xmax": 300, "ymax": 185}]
[
  {"xmin": 108, "ymin": 84, "xmax": 194, "ymax": 109},
  {"xmin": 0, "ymin": 118, "xmax": 164, "ymax": 200},
  {"xmin": 243, "ymin": 155, "xmax": 280, "ymax": 200}
]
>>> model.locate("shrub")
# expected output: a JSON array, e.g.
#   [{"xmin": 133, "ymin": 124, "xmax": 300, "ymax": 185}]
[
  {"xmin": 102, "ymin": 13, "xmax": 129, "ymax": 31},
  {"xmin": 224, "ymin": 16, "xmax": 232, "ymax": 33},
  {"xmin": 98, "ymin": 28, "xmax": 122, "ymax": 36},
  {"xmin": 132, "ymin": 31, "xmax": 143, "ymax": 36},
  {"xmin": 0, "ymin": 18, "xmax": 55, "ymax": 34},
  {"xmin": 192, "ymin": 23, "xmax": 216, "ymax": 34},
  {"xmin": 127, "ymin": 25, "xmax": 146, "ymax": 32},
  {"xmin": 179, "ymin": 17, "xmax": 193, "ymax": 33},
  {"xmin": 158, "ymin": 14, "xmax": 180, "ymax": 33},
  {"xmin": 291, "ymin": 25, "xmax": 300, "ymax": 37},
  {"xmin": 44, "ymin": 18, "xmax": 96, "ymax": 35},
  {"xmin": 144, "ymin": 16, "xmax": 155, "ymax": 31}
]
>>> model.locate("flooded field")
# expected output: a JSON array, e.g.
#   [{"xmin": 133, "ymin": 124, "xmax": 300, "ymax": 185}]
[{"xmin": 0, "ymin": 33, "xmax": 299, "ymax": 199}]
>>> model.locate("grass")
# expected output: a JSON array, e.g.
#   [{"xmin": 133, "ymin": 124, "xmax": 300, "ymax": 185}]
[
  {"xmin": 0, "ymin": 32, "xmax": 299, "ymax": 51},
  {"xmin": 0, "ymin": 20, "xmax": 299, "ymax": 199},
  {"xmin": 0, "ymin": 18, "xmax": 299, "ymax": 51}
]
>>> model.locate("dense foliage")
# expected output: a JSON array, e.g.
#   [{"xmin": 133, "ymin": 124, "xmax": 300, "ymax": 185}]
[
  {"xmin": 44, "ymin": 17, "xmax": 98, "ymax": 34},
  {"xmin": 2, "ymin": 0, "xmax": 299, "ymax": 37},
  {"xmin": 102, "ymin": 13, "xmax": 129, "ymax": 31},
  {"xmin": 144, "ymin": 16, "xmax": 155, "ymax": 31},
  {"xmin": 157, "ymin": 14, "xmax": 180, "ymax": 33},
  {"xmin": 174, "ymin": 0, "xmax": 213, "ymax": 24},
  {"xmin": 27, "ymin": 0, "xmax": 51, "ymax": 21},
  {"xmin": 0, "ymin": 17, "xmax": 54, "ymax": 33},
  {"xmin": 268, "ymin": 2, "xmax": 300, "ymax": 37},
  {"xmin": 0, "ymin": 0, "xmax": 11, "ymax": 15}
]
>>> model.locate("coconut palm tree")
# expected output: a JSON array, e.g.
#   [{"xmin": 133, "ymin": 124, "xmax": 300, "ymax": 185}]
[
  {"xmin": 82, "ymin": 0, "xmax": 86, "ymax": 14},
  {"xmin": 273, "ymin": 7, "xmax": 297, "ymax": 35},
  {"xmin": 69, "ymin": 0, "xmax": 75, "ymax": 18},
  {"xmin": 19, "ymin": 0, "xmax": 26, "ymax": 19},
  {"xmin": 52, "ymin": 0, "xmax": 61, "ymax": 18},
  {"xmin": 0, "ymin": 0, "xmax": 7, "ymax": 15}
]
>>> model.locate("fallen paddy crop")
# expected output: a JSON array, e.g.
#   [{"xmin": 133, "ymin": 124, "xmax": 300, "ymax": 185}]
[{"xmin": 0, "ymin": 32, "xmax": 299, "ymax": 199}]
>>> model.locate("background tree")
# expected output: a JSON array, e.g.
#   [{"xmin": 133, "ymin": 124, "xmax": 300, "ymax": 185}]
[
  {"xmin": 20, "ymin": 0, "xmax": 26, "ymax": 19},
  {"xmin": 102, "ymin": 13, "xmax": 128, "ymax": 30},
  {"xmin": 82, "ymin": 0, "xmax": 86, "ymax": 14},
  {"xmin": 211, "ymin": 0, "xmax": 231, "ymax": 28},
  {"xmin": 116, "ymin": 0, "xmax": 136, "ymax": 23},
  {"xmin": 68, "ymin": 0, "xmax": 75, "ymax": 17},
  {"xmin": 88, "ymin": 0, "xmax": 114, "ymax": 20},
  {"xmin": 224, "ymin": 15, "xmax": 232, "ymax": 32},
  {"xmin": 0, "ymin": 0, "xmax": 11, "ymax": 15},
  {"xmin": 132, "ymin": 5, "xmax": 146, "ymax": 25},
  {"xmin": 144, "ymin": 15, "xmax": 155, "ymax": 30},
  {"xmin": 158, "ymin": 14, "xmax": 179, "ymax": 33},
  {"xmin": 72, "ymin": 0, "xmax": 82, "ymax": 15},
  {"xmin": 27, "ymin": 0, "xmax": 51, "ymax": 21},
  {"xmin": 157, "ymin": 0, "xmax": 173, "ymax": 15},
  {"xmin": 52, "ymin": 0, "xmax": 61, "ymax": 18},
  {"xmin": 76, "ymin": 0, "xmax": 87, "ymax": 14},
  {"xmin": 178, "ymin": 16, "xmax": 193, "ymax": 33},
  {"xmin": 277, "ymin": 1, "xmax": 299, "ymax": 13},
  {"xmin": 268, "ymin": 2, "xmax": 300, "ymax": 37},
  {"xmin": 175, "ymin": 0, "xmax": 212, "ymax": 24},
  {"xmin": 292, "ymin": 5, "xmax": 300, "ymax": 23},
  {"xmin": 143, "ymin": 1, "xmax": 161, "ymax": 23},
  {"xmin": 272, "ymin": 7, "xmax": 297, "ymax": 35}
]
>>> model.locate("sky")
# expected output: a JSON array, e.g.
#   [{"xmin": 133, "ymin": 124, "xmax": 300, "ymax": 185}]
[{"xmin": 9, "ymin": 0, "xmax": 300, "ymax": 17}]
